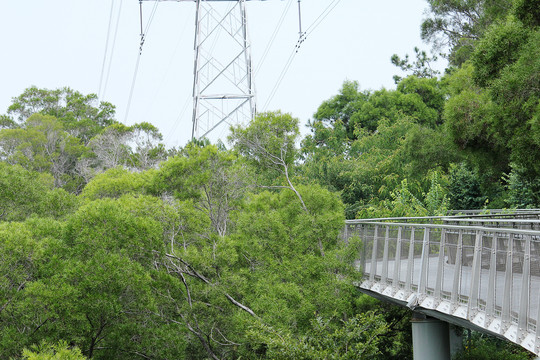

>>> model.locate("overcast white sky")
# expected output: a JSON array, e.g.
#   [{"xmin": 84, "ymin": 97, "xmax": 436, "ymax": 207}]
[{"xmin": 0, "ymin": 0, "xmax": 444, "ymax": 148}]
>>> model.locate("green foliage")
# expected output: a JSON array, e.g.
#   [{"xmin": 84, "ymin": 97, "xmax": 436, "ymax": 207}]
[
  {"xmin": 151, "ymin": 144, "xmax": 248, "ymax": 236},
  {"xmin": 229, "ymin": 110, "xmax": 299, "ymax": 181},
  {"xmin": 1, "ymin": 10, "xmax": 540, "ymax": 355},
  {"xmin": 358, "ymin": 172, "xmax": 449, "ymax": 218},
  {"xmin": 506, "ymin": 163, "xmax": 540, "ymax": 207},
  {"xmin": 63, "ymin": 198, "xmax": 163, "ymax": 266},
  {"xmin": 1, "ymin": 88, "xmax": 166, "ymax": 191},
  {"xmin": 391, "ymin": 47, "xmax": 441, "ymax": 83},
  {"xmin": 0, "ymin": 163, "xmax": 77, "ymax": 222},
  {"xmin": 472, "ymin": 18, "xmax": 530, "ymax": 87},
  {"xmin": 421, "ymin": 0, "xmax": 513, "ymax": 66},
  {"xmin": 312, "ymin": 80, "xmax": 369, "ymax": 136},
  {"xmin": 247, "ymin": 312, "xmax": 388, "ymax": 360},
  {"xmin": 453, "ymin": 333, "xmax": 533, "ymax": 360},
  {"xmin": 513, "ymin": 0, "xmax": 540, "ymax": 28},
  {"xmin": 0, "ymin": 115, "xmax": 18, "ymax": 129},
  {"xmin": 488, "ymin": 29, "xmax": 540, "ymax": 174},
  {"xmin": 7, "ymin": 86, "xmax": 116, "ymax": 143},
  {"xmin": 81, "ymin": 166, "xmax": 152, "ymax": 200},
  {"xmin": 22, "ymin": 341, "xmax": 86, "ymax": 360},
  {"xmin": 0, "ymin": 162, "xmax": 50, "ymax": 221},
  {"xmin": 444, "ymin": 63, "xmax": 496, "ymax": 150},
  {"xmin": 448, "ymin": 162, "xmax": 486, "ymax": 210}
]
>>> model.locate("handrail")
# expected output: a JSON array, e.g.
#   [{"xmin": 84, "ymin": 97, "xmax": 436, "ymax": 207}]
[{"xmin": 346, "ymin": 221, "xmax": 540, "ymax": 237}]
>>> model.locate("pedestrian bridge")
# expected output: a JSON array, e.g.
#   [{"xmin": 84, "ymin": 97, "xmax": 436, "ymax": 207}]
[{"xmin": 343, "ymin": 211, "xmax": 540, "ymax": 356}]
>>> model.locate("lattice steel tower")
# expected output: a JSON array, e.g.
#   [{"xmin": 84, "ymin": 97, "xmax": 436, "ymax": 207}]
[{"xmin": 141, "ymin": 0, "xmax": 257, "ymax": 140}]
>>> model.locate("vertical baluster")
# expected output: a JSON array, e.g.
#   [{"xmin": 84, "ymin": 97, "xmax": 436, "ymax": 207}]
[
  {"xmin": 434, "ymin": 228, "xmax": 446, "ymax": 298},
  {"xmin": 419, "ymin": 227, "xmax": 430, "ymax": 295},
  {"xmin": 486, "ymin": 232, "xmax": 497, "ymax": 317},
  {"xmin": 502, "ymin": 233, "xmax": 513, "ymax": 324},
  {"xmin": 369, "ymin": 225, "xmax": 379, "ymax": 282},
  {"xmin": 469, "ymin": 231, "xmax": 483, "ymax": 317},
  {"xmin": 381, "ymin": 226, "xmax": 390, "ymax": 283},
  {"xmin": 518, "ymin": 235, "xmax": 531, "ymax": 333},
  {"xmin": 406, "ymin": 227, "xmax": 415, "ymax": 291},
  {"xmin": 393, "ymin": 226, "xmax": 403, "ymax": 288},
  {"xmin": 360, "ymin": 225, "xmax": 366, "ymax": 274},
  {"xmin": 451, "ymin": 229, "xmax": 463, "ymax": 303},
  {"xmin": 536, "ymin": 239, "xmax": 540, "ymax": 339}
]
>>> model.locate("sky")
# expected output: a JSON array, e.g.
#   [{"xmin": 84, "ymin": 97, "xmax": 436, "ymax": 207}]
[{"xmin": 0, "ymin": 0, "xmax": 444, "ymax": 148}]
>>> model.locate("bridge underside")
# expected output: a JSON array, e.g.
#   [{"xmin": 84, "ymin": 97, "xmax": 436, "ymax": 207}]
[{"xmin": 357, "ymin": 284, "xmax": 509, "ymax": 343}]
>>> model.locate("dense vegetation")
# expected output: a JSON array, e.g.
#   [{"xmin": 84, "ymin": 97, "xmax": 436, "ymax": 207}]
[{"xmin": 0, "ymin": 0, "xmax": 538, "ymax": 358}]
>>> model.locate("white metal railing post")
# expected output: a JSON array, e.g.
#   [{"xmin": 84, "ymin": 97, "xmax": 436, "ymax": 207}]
[
  {"xmin": 502, "ymin": 233, "xmax": 513, "ymax": 324},
  {"xmin": 393, "ymin": 226, "xmax": 403, "ymax": 287},
  {"xmin": 536, "ymin": 252, "xmax": 540, "ymax": 339},
  {"xmin": 486, "ymin": 233, "xmax": 498, "ymax": 317},
  {"xmin": 469, "ymin": 231, "xmax": 483, "ymax": 315},
  {"xmin": 381, "ymin": 226, "xmax": 390, "ymax": 283},
  {"xmin": 518, "ymin": 235, "xmax": 531, "ymax": 335},
  {"xmin": 359, "ymin": 225, "xmax": 367, "ymax": 274},
  {"xmin": 406, "ymin": 227, "xmax": 415, "ymax": 291},
  {"xmin": 419, "ymin": 227, "xmax": 430, "ymax": 294},
  {"xmin": 435, "ymin": 228, "xmax": 446, "ymax": 298},
  {"xmin": 451, "ymin": 229, "xmax": 463, "ymax": 304},
  {"xmin": 369, "ymin": 226, "xmax": 379, "ymax": 282}
]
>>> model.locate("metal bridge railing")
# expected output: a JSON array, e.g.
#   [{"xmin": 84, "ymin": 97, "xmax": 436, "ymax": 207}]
[{"xmin": 344, "ymin": 218, "xmax": 540, "ymax": 355}]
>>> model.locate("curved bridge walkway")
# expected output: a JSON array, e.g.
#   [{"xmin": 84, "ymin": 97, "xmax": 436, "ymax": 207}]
[{"xmin": 343, "ymin": 211, "xmax": 540, "ymax": 356}]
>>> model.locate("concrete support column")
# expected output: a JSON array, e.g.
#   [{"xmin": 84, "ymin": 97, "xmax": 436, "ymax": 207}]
[{"xmin": 411, "ymin": 312, "xmax": 451, "ymax": 360}]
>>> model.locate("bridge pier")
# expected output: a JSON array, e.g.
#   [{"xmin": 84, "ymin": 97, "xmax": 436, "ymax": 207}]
[{"xmin": 411, "ymin": 312, "xmax": 456, "ymax": 360}]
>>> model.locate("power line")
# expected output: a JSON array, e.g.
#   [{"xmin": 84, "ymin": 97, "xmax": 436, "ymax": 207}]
[
  {"xmin": 142, "ymin": 20, "xmax": 189, "ymax": 119},
  {"xmin": 98, "ymin": 0, "xmax": 116, "ymax": 98},
  {"xmin": 102, "ymin": 0, "xmax": 124, "ymax": 100},
  {"xmin": 124, "ymin": 1, "xmax": 160, "ymax": 124},
  {"xmin": 254, "ymin": 0, "xmax": 294, "ymax": 78},
  {"xmin": 303, "ymin": 0, "xmax": 342, "ymax": 36},
  {"xmin": 262, "ymin": 44, "xmax": 297, "ymax": 111},
  {"xmin": 262, "ymin": 0, "xmax": 343, "ymax": 111},
  {"xmin": 164, "ymin": 96, "xmax": 192, "ymax": 145}
]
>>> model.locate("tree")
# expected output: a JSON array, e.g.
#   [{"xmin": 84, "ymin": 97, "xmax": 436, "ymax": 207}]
[
  {"xmin": 229, "ymin": 111, "xmax": 307, "ymax": 212},
  {"xmin": 0, "ymin": 163, "xmax": 74, "ymax": 222},
  {"xmin": 7, "ymin": 87, "xmax": 116, "ymax": 144},
  {"xmin": 87, "ymin": 123, "xmax": 133, "ymax": 171},
  {"xmin": 22, "ymin": 341, "xmax": 86, "ymax": 360},
  {"xmin": 472, "ymin": 18, "xmax": 529, "ymax": 87},
  {"xmin": 80, "ymin": 167, "xmax": 153, "ymax": 201},
  {"xmin": 9, "ymin": 198, "xmax": 171, "ymax": 359},
  {"xmin": 447, "ymin": 162, "xmax": 486, "ymax": 210},
  {"xmin": 391, "ymin": 47, "xmax": 441, "ymax": 83},
  {"xmin": 312, "ymin": 81, "xmax": 369, "ymax": 137},
  {"xmin": 152, "ymin": 144, "xmax": 248, "ymax": 238},
  {"xmin": 247, "ymin": 312, "xmax": 388, "ymax": 360},
  {"xmin": 128, "ymin": 122, "xmax": 166, "ymax": 170},
  {"xmin": 421, "ymin": 0, "xmax": 513, "ymax": 65},
  {"xmin": 513, "ymin": 0, "xmax": 540, "ymax": 28}
]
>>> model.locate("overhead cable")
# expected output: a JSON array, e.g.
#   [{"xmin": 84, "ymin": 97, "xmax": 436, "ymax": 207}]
[
  {"xmin": 102, "ymin": 0, "xmax": 124, "ymax": 99},
  {"xmin": 98, "ymin": 0, "xmax": 116, "ymax": 98},
  {"xmin": 303, "ymin": 0, "xmax": 342, "ymax": 36},
  {"xmin": 124, "ymin": 1, "xmax": 160, "ymax": 123},
  {"xmin": 255, "ymin": 0, "xmax": 294, "ymax": 78},
  {"xmin": 262, "ymin": 0, "xmax": 343, "ymax": 111}
]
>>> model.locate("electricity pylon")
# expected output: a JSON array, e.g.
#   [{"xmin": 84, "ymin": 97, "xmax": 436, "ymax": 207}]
[{"xmin": 141, "ymin": 0, "xmax": 258, "ymax": 141}]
